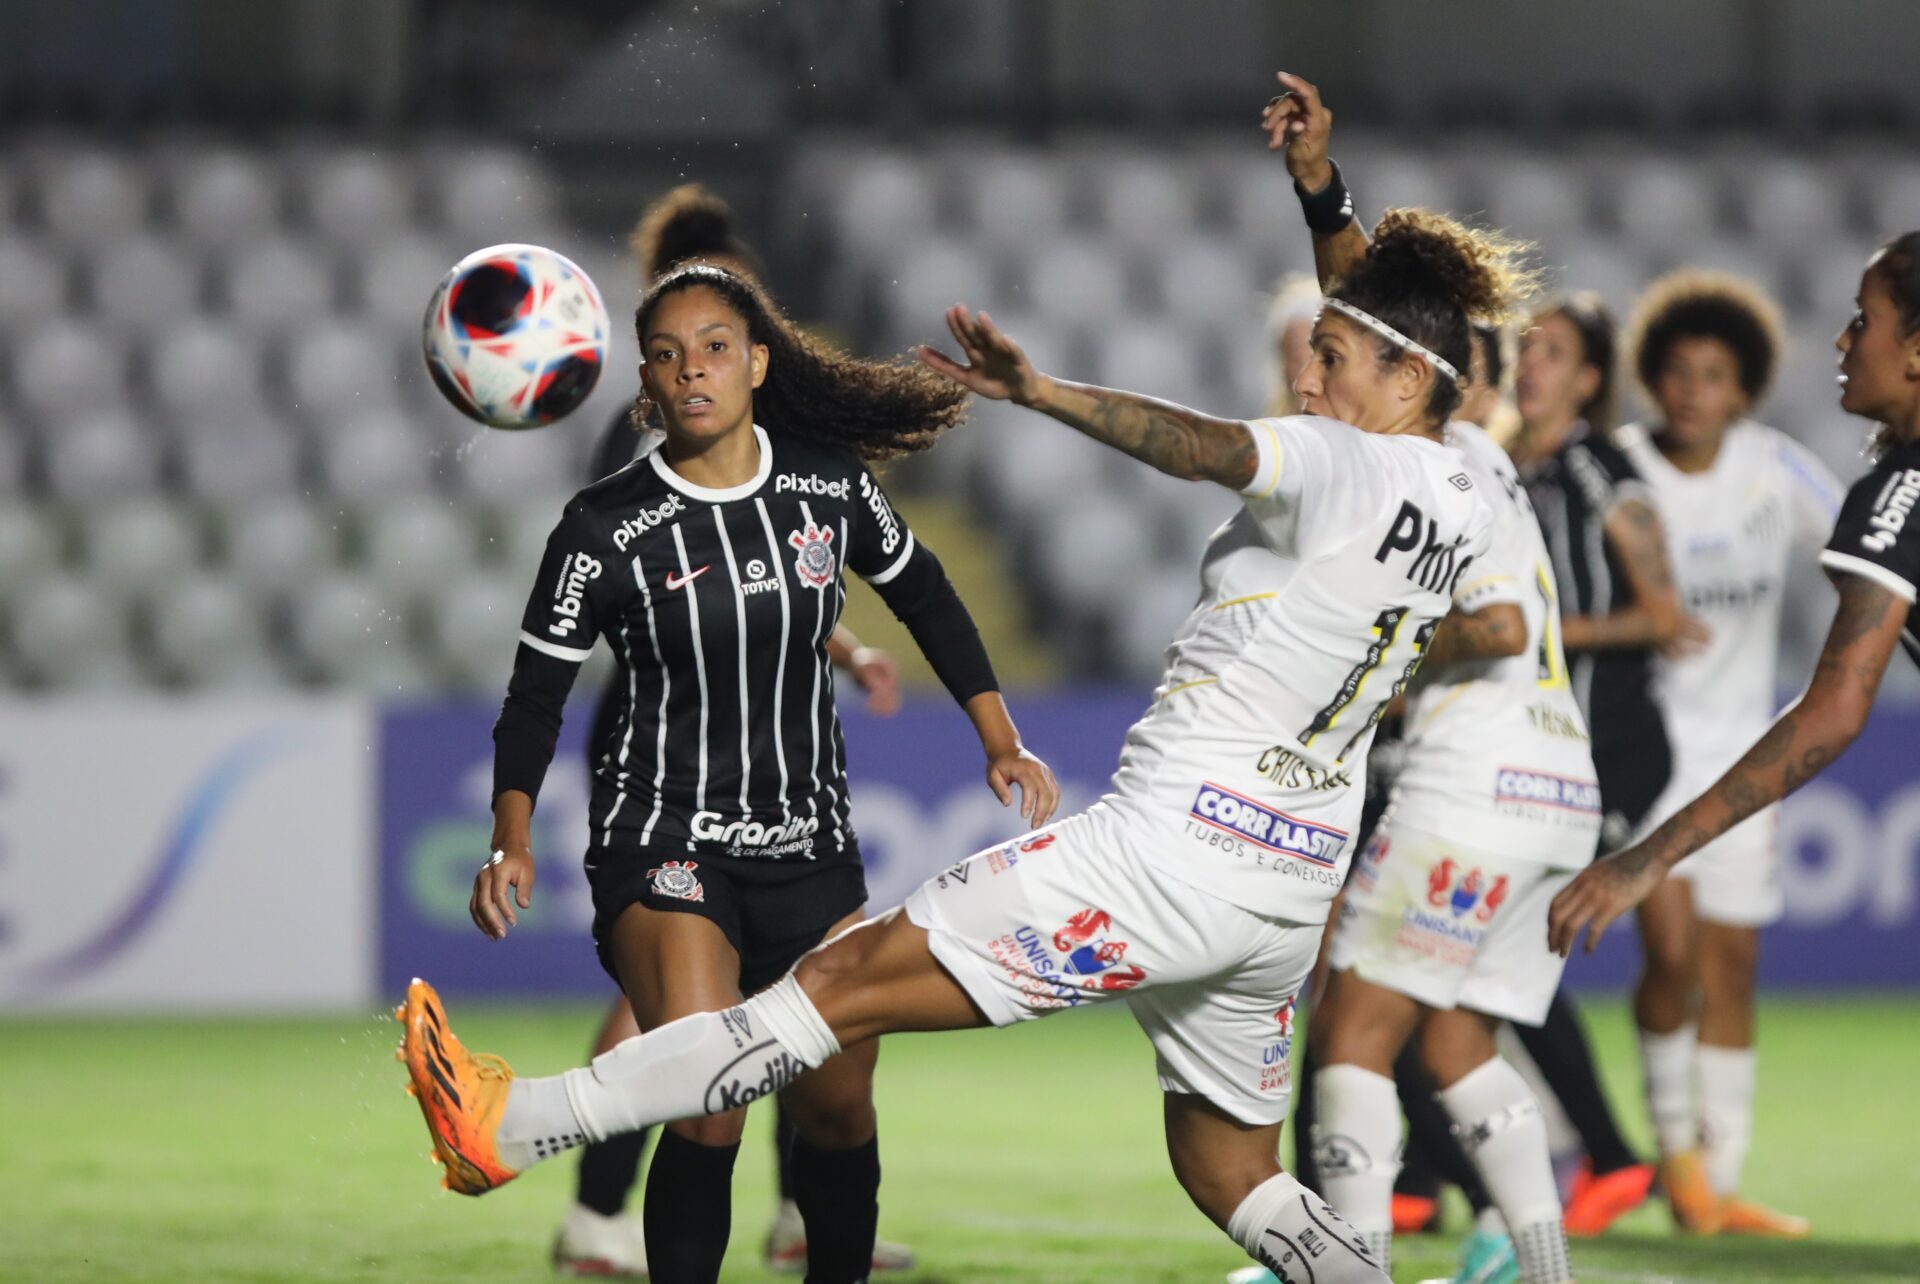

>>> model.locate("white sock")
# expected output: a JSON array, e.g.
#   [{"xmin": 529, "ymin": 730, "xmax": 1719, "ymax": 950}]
[
  {"xmin": 1226, "ymin": 1172, "xmax": 1389, "ymax": 1283},
  {"xmin": 1696, "ymin": 1043, "xmax": 1756, "ymax": 1196},
  {"xmin": 1439, "ymin": 1058, "xmax": 1568, "ymax": 1284},
  {"xmin": 1312, "ymin": 1065, "xmax": 1401, "ymax": 1271},
  {"xmin": 1638, "ymin": 1021, "xmax": 1698, "ymax": 1157},
  {"xmin": 497, "ymin": 975, "xmax": 841, "ymax": 1169}
]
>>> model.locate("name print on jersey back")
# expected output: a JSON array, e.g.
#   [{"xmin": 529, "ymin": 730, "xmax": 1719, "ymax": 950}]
[{"xmin": 1373, "ymin": 490, "xmax": 1480, "ymax": 597}]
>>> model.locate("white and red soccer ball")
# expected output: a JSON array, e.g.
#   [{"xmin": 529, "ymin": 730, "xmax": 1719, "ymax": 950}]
[{"xmin": 422, "ymin": 243, "xmax": 609, "ymax": 429}]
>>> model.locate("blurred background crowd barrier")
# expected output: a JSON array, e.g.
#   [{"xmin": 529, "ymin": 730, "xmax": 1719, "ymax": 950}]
[{"xmin": 2, "ymin": 0, "xmax": 1917, "ymax": 1010}]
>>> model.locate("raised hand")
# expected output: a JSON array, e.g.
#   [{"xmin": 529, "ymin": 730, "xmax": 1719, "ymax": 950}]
[
  {"xmin": 1261, "ymin": 70, "xmax": 1335, "ymax": 191},
  {"xmin": 471, "ymin": 844, "xmax": 536, "ymax": 940},
  {"xmin": 917, "ymin": 305, "xmax": 1049, "ymax": 406},
  {"xmin": 987, "ymin": 745, "xmax": 1061, "ymax": 828},
  {"xmin": 1547, "ymin": 846, "xmax": 1666, "ymax": 957}
]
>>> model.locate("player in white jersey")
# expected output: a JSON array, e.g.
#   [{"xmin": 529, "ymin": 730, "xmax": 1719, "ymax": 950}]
[
  {"xmin": 1613, "ymin": 271, "xmax": 1842, "ymax": 1238},
  {"xmin": 395, "ymin": 141, "xmax": 1537, "ymax": 1281}
]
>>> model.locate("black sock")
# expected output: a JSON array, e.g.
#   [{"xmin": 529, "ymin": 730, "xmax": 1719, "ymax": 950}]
[
  {"xmin": 642, "ymin": 1129, "xmax": 740, "ymax": 1284},
  {"xmin": 575, "ymin": 1127, "xmax": 651, "ymax": 1217},
  {"xmin": 1291, "ymin": 1046, "xmax": 1320, "ymax": 1194},
  {"xmin": 1390, "ymin": 1047, "xmax": 1441, "ymax": 1202},
  {"xmin": 1398, "ymin": 1048, "xmax": 1494, "ymax": 1214},
  {"xmin": 788, "ymin": 1133, "xmax": 880, "ymax": 1284},
  {"xmin": 775, "ymin": 1101, "xmax": 797, "ymax": 1202},
  {"xmin": 1513, "ymin": 990, "xmax": 1639, "ymax": 1175}
]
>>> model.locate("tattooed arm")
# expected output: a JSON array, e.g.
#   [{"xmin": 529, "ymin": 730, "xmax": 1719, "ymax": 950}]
[
  {"xmin": 1560, "ymin": 497, "xmax": 1709, "ymax": 655},
  {"xmin": 918, "ymin": 305, "xmax": 1259, "ymax": 488},
  {"xmin": 1422, "ymin": 602, "xmax": 1528, "ymax": 669},
  {"xmin": 1548, "ymin": 573, "xmax": 1905, "ymax": 956}
]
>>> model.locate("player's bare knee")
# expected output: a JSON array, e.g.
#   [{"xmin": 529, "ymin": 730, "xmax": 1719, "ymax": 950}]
[{"xmin": 667, "ymin": 1108, "xmax": 747, "ymax": 1148}]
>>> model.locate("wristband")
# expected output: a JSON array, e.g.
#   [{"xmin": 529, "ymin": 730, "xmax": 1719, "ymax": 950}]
[{"xmin": 1295, "ymin": 159, "xmax": 1356, "ymax": 236}]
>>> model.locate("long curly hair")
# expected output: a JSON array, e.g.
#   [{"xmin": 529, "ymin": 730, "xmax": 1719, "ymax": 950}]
[
  {"xmin": 631, "ymin": 265, "xmax": 968, "ymax": 461},
  {"xmin": 1626, "ymin": 268, "xmax": 1784, "ymax": 410},
  {"xmin": 629, "ymin": 183, "xmax": 764, "ymax": 284},
  {"xmin": 1327, "ymin": 209, "xmax": 1540, "ymax": 424}
]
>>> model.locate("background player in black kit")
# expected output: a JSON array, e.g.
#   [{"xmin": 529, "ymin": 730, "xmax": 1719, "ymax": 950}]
[
  {"xmin": 480, "ymin": 262, "xmax": 1059, "ymax": 1284},
  {"xmin": 1553, "ymin": 230, "xmax": 1920, "ymax": 948},
  {"xmin": 557, "ymin": 183, "xmax": 915, "ymax": 1280}
]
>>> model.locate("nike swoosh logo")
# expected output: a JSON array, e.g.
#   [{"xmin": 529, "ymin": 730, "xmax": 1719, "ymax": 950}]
[{"xmin": 665, "ymin": 566, "xmax": 711, "ymax": 591}]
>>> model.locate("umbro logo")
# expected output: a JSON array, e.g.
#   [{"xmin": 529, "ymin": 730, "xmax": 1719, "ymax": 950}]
[{"xmin": 666, "ymin": 566, "xmax": 711, "ymax": 591}]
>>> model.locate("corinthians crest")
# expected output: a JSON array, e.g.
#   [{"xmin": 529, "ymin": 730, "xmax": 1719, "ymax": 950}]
[
  {"xmin": 788, "ymin": 520, "xmax": 836, "ymax": 589},
  {"xmin": 649, "ymin": 860, "xmax": 704, "ymax": 902}
]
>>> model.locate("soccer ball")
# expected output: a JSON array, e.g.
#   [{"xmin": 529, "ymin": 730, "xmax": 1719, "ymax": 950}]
[{"xmin": 422, "ymin": 243, "xmax": 610, "ymax": 429}]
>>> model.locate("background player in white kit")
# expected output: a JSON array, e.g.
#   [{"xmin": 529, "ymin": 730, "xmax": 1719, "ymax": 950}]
[
  {"xmin": 396, "ymin": 124, "xmax": 1539, "ymax": 1281},
  {"xmin": 1613, "ymin": 271, "xmax": 1843, "ymax": 1237}
]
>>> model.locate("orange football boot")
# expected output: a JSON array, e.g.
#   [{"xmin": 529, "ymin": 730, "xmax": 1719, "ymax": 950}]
[
  {"xmin": 1563, "ymin": 1160, "xmax": 1654, "ymax": 1236},
  {"xmin": 397, "ymin": 977, "xmax": 520, "ymax": 1196},
  {"xmin": 1391, "ymin": 1192, "xmax": 1440, "ymax": 1234},
  {"xmin": 1658, "ymin": 1150, "xmax": 1724, "ymax": 1234},
  {"xmin": 1718, "ymin": 1196, "xmax": 1811, "ymax": 1238}
]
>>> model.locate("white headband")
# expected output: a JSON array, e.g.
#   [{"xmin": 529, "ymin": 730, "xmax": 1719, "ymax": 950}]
[{"xmin": 1319, "ymin": 297, "xmax": 1460, "ymax": 384}]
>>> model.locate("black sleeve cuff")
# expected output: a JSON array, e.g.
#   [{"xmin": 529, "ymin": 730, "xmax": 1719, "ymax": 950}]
[{"xmin": 491, "ymin": 643, "xmax": 582, "ymax": 805}]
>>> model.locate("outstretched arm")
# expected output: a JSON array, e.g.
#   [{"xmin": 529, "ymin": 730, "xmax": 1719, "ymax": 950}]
[
  {"xmin": 1262, "ymin": 71, "xmax": 1367, "ymax": 288},
  {"xmin": 1422, "ymin": 602, "xmax": 1528, "ymax": 669},
  {"xmin": 1547, "ymin": 573, "xmax": 1904, "ymax": 955},
  {"xmin": 918, "ymin": 305, "xmax": 1259, "ymax": 489}
]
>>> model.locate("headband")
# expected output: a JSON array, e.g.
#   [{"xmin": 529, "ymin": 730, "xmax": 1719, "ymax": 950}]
[{"xmin": 1319, "ymin": 297, "xmax": 1460, "ymax": 384}]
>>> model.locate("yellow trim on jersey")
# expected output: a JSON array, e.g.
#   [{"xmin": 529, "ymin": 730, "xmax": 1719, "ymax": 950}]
[
  {"xmin": 1452, "ymin": 573, "xmax": 1517, "ymax": 601},
  {"xmin": 1157, "ymin": 677, "xmax": 1219, "ymax": 700},
  {"xmin": 1253, "ymin": 420, "xmax": 1285, "ymax": 498},
  {"xmin": 1210, "ymin": 591, "xmax": 1278, "ymax": 612}
]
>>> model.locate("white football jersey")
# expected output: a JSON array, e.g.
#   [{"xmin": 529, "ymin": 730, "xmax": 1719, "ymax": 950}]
[
  {"xmin": 1617, "ymin": 420, "xmax": 1843, "ymax": 765},
  {"xmin": 1104, "ymin": 415, "xmax": 1496, "ymax": 922},
  {"xmin": 1391, "ymin": 424, "xmax": 1602, "ymax": 868}
]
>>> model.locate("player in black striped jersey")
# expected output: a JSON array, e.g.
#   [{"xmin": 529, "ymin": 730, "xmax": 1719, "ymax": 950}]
[
  {"xmin": 480, "ymin": 263, "xmax": 1058, "ymax": 1284},
  {"xmin": 556, "ymin": 184, "xmax": 915, "ymax": 1280},
  {"xmin": 1555, "ymin": 230, "xmax": 1920, "ymax": 944}
]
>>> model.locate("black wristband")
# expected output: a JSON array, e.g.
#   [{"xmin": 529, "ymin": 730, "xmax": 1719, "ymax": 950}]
[{"xmin": 1295, "ymin": 159, "xmax": 1356, "ymax": 236}]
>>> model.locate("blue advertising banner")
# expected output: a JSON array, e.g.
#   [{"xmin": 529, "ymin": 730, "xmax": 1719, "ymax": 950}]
[{"xmin": 379, "ymin": 689, "xmax": 1920, "ymax": 998}]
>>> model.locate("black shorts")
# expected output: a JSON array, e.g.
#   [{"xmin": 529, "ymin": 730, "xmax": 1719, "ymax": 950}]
[
  {"xmin": 1591, "ymin": 705, "xmax": 1672, "ymax": 856},
  {"xmin": 586, "ymin": 847, "xmax": 868, "ymax": 994}
]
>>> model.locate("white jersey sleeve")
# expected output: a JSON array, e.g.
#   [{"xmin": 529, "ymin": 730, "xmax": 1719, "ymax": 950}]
[
  {"xmin": 1241, "ymin": 415, "xmax": 1381, "ymax": 561},
  {"xmin": 1776, "ymin": 434, "xmax": 1845, "ymax": 555}
]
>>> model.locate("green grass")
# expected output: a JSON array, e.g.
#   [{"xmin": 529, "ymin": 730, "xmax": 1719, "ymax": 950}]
[{"xmin": 5, "ymin": 997, "xmax": 1918, "ymax": 1282}]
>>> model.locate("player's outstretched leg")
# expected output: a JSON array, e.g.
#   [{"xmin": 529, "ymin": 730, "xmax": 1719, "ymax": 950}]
[{"xmin": 398, "ymin": 908, "xmax": 985, "ymax": 1195}]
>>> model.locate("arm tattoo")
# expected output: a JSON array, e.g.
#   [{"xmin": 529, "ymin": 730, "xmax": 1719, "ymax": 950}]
[
  {"xmin": 1609, "ymin": 499, "xmax": 1674, "ymax": 592},
  {"xmin": 1038, "ymin": 379, "xmax": 1259, "ymax": 487},
  {"xmin": 1636, "ymin": 575, "xmax": 1900, "ymax": 873},
  {"xmin": 1423, "ymin": 603, "xmax": 1524, "ymax": 669}
]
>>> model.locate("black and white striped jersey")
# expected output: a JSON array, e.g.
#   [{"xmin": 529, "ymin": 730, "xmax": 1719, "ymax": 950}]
[{"xmin": 496, "ymin": 423, "xmax": 994, "ymax": 863}]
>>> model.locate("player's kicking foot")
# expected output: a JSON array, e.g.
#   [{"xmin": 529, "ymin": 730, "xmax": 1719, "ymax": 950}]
[
  {"xmin": 1562, "ymin": 1160, "xmax": 1654, "ymax": 1236},
  {"xmin": 1657, "ymin": 1150, "xmax": 1724, "ymax": 1234},
  {"xmin": 762, "ymin": 1198, "xmax": 917, "ymax": 1274},
  {"xmin": 397, "ymin": 977, "xmax": 521, "ymax": 1195},
  {"xmin": 1393, "ymin": 1191, "xmax": 1442, "ymax": 1234},
  {"xmin": 1717, "ymin": 1196, "xmax": 1811, "ymax": 1239},
  {"xmin": 552, "ymin": 1204, "xmax": 649, "ymax": 1277}
]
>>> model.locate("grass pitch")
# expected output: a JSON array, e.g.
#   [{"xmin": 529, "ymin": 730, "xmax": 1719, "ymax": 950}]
[{"xmin": 6, "ymin": 996, "xmax": 1918, "ymax": 1282}]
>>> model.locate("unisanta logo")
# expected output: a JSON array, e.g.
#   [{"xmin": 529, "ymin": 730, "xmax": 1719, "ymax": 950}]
[
  {"xmin": 549, "ymin": 552, "xmax": 603, "ymax": 636},
  {"xmin": 775, "ymin": 472, "xmax": 849, "ymax": 499},
  {"xmin": 613, "ymin": 494, "xmax": 686, "ymax": 551},
  {"xmin": 1188, "ymin": 782, "xmax": 1346, "ymax": 866},
  {"xmin": 1050, "ymin": 909, "xmax": 1147, "ymax": 991},
  {"xmin": 691, "ymin": 811, "xmax": 819, "ymax": 853},
  {"xmin": 1427, "ymin": 860, "xmax": 1508, "ymax": 923},
  {"xmin": 1864, "ymin": 468, "xmax": 1920, "ymax": 554},
  {"xmin": 1494, "ymin": 767, "xmax": 1601, "ymax": 814}
]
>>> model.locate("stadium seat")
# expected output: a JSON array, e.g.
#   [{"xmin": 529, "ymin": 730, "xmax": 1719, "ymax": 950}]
[
  {"xmin": 315, "ymin": 410, "xmax": 435, "ymax": 498},
  {"xmin": 835, "ymin": 155, "xmax": 939, "ymax": 250},
  {"xmin": 1021, "ymin": 237, "xmax": 1129, "ymax": 323},
  {"xmin": 1861, "ymin": 158, "xmax": 1920, "ymax": 242},
  {"xmin": 0, "ymin": 235, "xmax": 70, "ymax": 333},
  {"xmin": 6, "ymin": 574, "xmax": 132, "ymax": 685},
  {"xmin": 0, "ymin": 506, "xmax": 62, "ymax": 588},
  {"xmin": 0, "ymin": 420, "xmax": 27, "ymax": 498},
  {"xmin": 33, "ymin": 149, "xmax": 147, "ymax": 247},
  {"xmin": 1612, "ymin": 158, "xmax": 1722, "ymax": 251},
  {"xmin": 957, "ymin": 152, "xmax": 1070, "ymax": 245},
  {"xmin": 1090, "ymin": 318, "xmax": 1208, "ymax": 408},
  {"xmin": 421, "ymin": 569, "xmax": 526, "ymax": 689},
  {"xmin": 353, "ymin": 231, "xmax": 463, "ymax": 325},
  {"xmin": 967, "ymin": 399, "xmax": 1116, "ymax": 519},
  {"xmin": 1030, "ymin": 500, "xmax": 1161, "ymax": 617},
  {"xmin": 1151, "ymin": 235, "xmax": 1261, "ymax": 325},
  {"xmin": 358, "ymin": 498, "xmax": 481, "ymax": 597},
  {"xmin": 305, "ymin": 148, "xmax": 412, "ymax": 246},
  {"xmin": 1366, "ymin": 152, "xmax": 1460, "ymax": 216},
  {"xmin": 219, "ymin": 236, "xmax": 338, "ymax": 327},
  {"xmin": 1806, "ymin": 238, "xmax": 1883, "ymax": 326},
  {"xmin": 75, "ymin": 499, "xmax": 206, "ymax": 595},
  {"xmin": 490, "ymin": 494, "xmax": 576, "ymax": 575},
  {"xmin": 285, "ymin": 571, "xmax": 409, "ymax": 683},
  {"xmin": 216, "ymin": 498, "xmax": 341, "ymax": 592},
  {"xmin": 170, "ymin": 149, "xmax": 281, "ymax": 250},
  {"xmin": 445, "ymin": 421, "xmax": 584, "ymax": 498},
  {"xmin": 177, "ymin": 423, "xmax": 302, "ymax": 499},
  {"xmin": 1219, "ymin": 164, "xmax": 1297, "ymax": 239},
  {"xmin": 1483, "ymin": 159, "xmax": 1592, "ymax": 244},
  {"xmin": 86, "ymin": 233, "xmax": 203, "ymax": 332},
  {"xmin": 1547, "ymin": 235, "xmax": 1648, "ymax": 311},
  {"xmin": 11, "ymin": 319, "xmax": 129, "ymax": 421},
  {"xmin": 42, "ymin": 410, "xmax": 165, "ymax": 499},
  {"xmin": 1110, "ymin": 570, "xmax": 1206, "ymax": 680},
  {"xmin": 883, "ymin": 235, "xmax": 994, "ymax": 336},
  {"xmin": 146, "ymin": 573, "xmax": 277, "ymax": 688},
  {"xmin": 1094, "ymin": 156, "xmax": 1202, "ymax": 247},
  {"xmin": 431, "ymin": 149, "xmax": 558, "ymax": 243},
  {"xmin": 284, "ymin": 320, "xmax": 407, "ymax": 420},
  {"xmin": 1737, "ymin": 156, "xmax": 1841, "ymax": 249},
  {"xmin": 148, "ymin": 319, "xmax": 266, "ymax": 422}
]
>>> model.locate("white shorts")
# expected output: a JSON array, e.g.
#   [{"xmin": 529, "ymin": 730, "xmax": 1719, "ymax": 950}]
[
  {"xmin": 1639, "ymin": 773, "xmax": 1782, "ymax": 928},
  {"xmin": 1324, "ymin": 819, "xmax": 1572, "ymax": 1026},
  {"xmin": 903, "ymin": 803, "xmax": 1320, "ymax": 1126}
]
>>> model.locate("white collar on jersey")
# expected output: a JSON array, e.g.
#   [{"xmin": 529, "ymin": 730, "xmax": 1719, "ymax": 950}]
[
  {"xmin": 1319, "ymin": 298, "xmax": 1460, "ymax": 384},
  {"xmin": 649, "ymin": 423, "xmax": 773, "ymax": 501}
]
